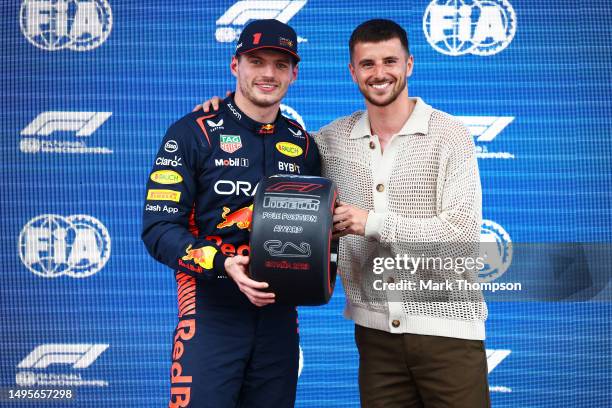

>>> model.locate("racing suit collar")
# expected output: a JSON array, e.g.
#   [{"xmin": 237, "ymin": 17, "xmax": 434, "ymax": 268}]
[{"xmin": 222, "ymin": 94, "xmax": 280, "ymax": 135}]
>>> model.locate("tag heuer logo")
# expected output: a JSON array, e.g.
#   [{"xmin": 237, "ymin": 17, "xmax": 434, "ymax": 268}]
[{"xmin": 220, "ymin": 135, "xmax": 242, "ymax": 153}]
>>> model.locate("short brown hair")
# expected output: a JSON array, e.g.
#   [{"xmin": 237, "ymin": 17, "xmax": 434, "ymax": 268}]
[{"xmin": 349, "ymin": 19, "xmax": 410, "ymax": 60}]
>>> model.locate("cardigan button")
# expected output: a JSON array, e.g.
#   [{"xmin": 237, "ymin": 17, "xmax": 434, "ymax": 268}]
[
  {"xmin": 376, "ymin": 183, "xmax": 385, "ymax": 193},
  {"xmin": 369, "ymin": 141, "xmax": 376, "ymax": 149},
  {"xmin": 391, "ymin": 320, "xmax": 400, "ymax": 328}
]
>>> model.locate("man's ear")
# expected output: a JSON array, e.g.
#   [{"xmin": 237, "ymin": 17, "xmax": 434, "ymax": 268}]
[
  {"xmin": 230, "ymin": 56, "xmax": 239, "ymax": 78},
  {"xmin": 406, "ymin": 54, "xmax": 414, "ymax": 78},
  {"xmin": 348, "ymin": 62, "xmax": 357, "ymax": 83},
  {"xmin": 291, "ymin": 64, "xmax": 298, "ymax": 83}
]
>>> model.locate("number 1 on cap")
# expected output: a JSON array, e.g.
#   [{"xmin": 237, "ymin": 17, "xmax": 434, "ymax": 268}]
[{"xmin": 253, "ymin": 33, "xmax": 262, "ymax": 45}]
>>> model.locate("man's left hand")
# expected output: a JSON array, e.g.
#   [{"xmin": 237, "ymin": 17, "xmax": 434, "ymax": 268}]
[{"xmin": 333, "ymin": 201, "xmax": 368, "ymax": 238}]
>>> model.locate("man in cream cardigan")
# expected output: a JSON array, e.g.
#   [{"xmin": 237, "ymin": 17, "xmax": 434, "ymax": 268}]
[
  {"xmin": 196, "ymin": 18, "xmax": 490, "ymax": 407},
  {"xmin": 319, "ymin": 19, "xmax": 490, "ymax": 407}
]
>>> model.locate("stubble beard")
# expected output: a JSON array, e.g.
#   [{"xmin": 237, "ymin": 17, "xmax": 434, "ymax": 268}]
[
  {"xmin": 240, "ymin": 80, "xmax": 284, "ymax": 108},
  {"xmin": 360, "ymin": 76, "xmax": 407, "ymax": 107}
]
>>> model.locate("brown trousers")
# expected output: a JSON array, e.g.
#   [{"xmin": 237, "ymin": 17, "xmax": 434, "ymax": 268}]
[{"xmin": 355, "ymin": 325, "xmax": 491, "ymax": 408}]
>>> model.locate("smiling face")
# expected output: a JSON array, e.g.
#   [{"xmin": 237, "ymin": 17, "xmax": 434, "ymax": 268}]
[
  {"xmin": 232, "ymin": 49, "xmax": 298, "ymax": 109},
  {"xmin": 349, "ymin": 38, "xmax": 413, "ymax": 107}
]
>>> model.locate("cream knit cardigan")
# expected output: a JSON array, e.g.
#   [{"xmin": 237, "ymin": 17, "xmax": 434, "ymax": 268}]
[{"xmin": 313, "ymin": 98, "xmax": 487, "ymax": 340}]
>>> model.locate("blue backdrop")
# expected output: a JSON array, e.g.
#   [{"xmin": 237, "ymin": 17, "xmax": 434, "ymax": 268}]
[{"xmin": 2, "ymin": 1, "xmax": 611, "ymax": 406}]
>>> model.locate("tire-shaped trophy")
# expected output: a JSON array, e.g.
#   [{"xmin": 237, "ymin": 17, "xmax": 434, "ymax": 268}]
[{"xmin": 250, "ymin": 175, "xmax": 338, "ymax": 305}]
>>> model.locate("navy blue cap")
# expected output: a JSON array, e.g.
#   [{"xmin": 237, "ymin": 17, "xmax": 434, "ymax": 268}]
[{"xmin": 235, "ymin": 19, "xmax": 300, "ymax": 62}]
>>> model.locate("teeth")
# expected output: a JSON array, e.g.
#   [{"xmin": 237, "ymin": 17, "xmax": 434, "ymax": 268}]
[{"xmin": 371, "ymin": 83, "xmax": 390, "ymax": 89}]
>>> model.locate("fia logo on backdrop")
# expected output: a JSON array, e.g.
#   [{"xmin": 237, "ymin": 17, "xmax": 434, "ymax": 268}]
[
  {"xmin": 20, "ymin": 0, "xmax": 112, "ymax": 51},
  {"xmin": 423, "ymin": 0, "xmax": 516, "ymax": 56},
  {"xmin": 19, "ymin": 214, "xmax": 111, "ymax": 278},
  {"xmin": 280, "ymin": 104, "xmax": 306, "ymax": 129},
  {"xmin": 479, "ymin": 220, "xmax": 513, "ymax": 282}
]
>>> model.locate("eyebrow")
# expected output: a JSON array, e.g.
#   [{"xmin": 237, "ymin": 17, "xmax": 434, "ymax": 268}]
[
  {"xmin": 358, "ymin": 58, "xmax": 375, "ymax": 65},
  {"xmin": 247, "ymin": 55, "xmax": 291, "ymax": 64},
  {"xmin": 359, "ymin": 56, "xmax": 399, "ymax": 64}
]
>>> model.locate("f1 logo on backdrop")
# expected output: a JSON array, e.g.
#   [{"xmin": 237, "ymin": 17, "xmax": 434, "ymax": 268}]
[
  {"xmin": 20, "ymin": 0, "xmax": 113, "ymax": 51},
  {"xmin": 16, "ymin": 344, "xmax": 109, "ymax": 387},
  {"xmin": 22, "ymin": 112, "xmax": 111, "ymax": 137},
  {"xmin": 456, "ymin": 116, "xmax": 515, "ymax": 159},
  {"xmin": 21, "ymin": 111, "xmax": 113, "ymax": 154},
  {"xmin": 486, "ymin": 349, "xmax": 511, "ymax": 374},
  {"xmin": 18, "ymin": 344, "xmax": 108, "ymax": 369},
  {"xmin": 423, "ymin": 0, "xmax": 517, "ymax": 56},
  {"xmin": 486, "ymin": 349, "xmax": 512, "ymax": 393},
  {"xmin": 19, "ymin": 214, "xmax": 111, "ymax": 278},
  {"xmin": 216, "ymin": 0, "xmax": 308, "ymax": 43}
]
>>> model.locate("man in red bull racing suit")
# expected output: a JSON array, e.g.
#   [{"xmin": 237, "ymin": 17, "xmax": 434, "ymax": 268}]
[{"xmin": 142, "ymin": 19, "xmax": 320, "ymax": 408}]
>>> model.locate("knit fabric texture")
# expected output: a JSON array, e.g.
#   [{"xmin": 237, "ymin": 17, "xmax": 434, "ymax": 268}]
[{"xmin": 313, "ymin": 98, "xmax": 487, "ymax": 340}]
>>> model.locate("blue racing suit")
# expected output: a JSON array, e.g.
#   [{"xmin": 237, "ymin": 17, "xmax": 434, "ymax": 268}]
[{"xmin": 142, "ymin": 95, "xmax": 320, "ymax": 407}]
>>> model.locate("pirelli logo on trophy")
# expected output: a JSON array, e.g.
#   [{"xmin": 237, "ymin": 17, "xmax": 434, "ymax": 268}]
[{"xmin": 263, "ymin": 196, "xmax": 320, "ymax": 212}]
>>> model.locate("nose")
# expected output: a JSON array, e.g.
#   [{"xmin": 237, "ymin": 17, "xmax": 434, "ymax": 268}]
[
  {"xmin": 261, "ymin": 62, "xmax": 276, "ymax": 78},
  {"xmin": 373, "ymin": 62, "xmax": 386, "ymax": 79}
]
